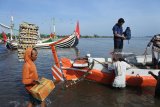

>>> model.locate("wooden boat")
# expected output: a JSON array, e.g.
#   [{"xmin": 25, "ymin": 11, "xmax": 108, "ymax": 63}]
[
  {"xmin": 60, "ymin": 57, "xmax": 158, "ymax": 87},
  {"xmin": 6, "ymin": 40, "xmax": 17, "ymax": 49},
  {"xmin": 49, "ymin": 45, "xmax": 158, "ymax": 87},
  {"xmin": 6, "ymin": 33, "xmax": 79, "ymax": 49},
  {"xmin": 6, "ymin": 21, "xmax": 80, "ymax": 49},
  {"xmin": 6, "ymin": 37, "xmax": 53, "ymax": 49},
  {"xmin": 0, "ymin": 17, "xmax": 16, "ymax": 47},
  {"xmin": 35, "ymin": 33, "xmax": 79, "ymax": 48},
  {"xmin": 0, "ymin": 16, "xmax": 19, "ymax": 49}
]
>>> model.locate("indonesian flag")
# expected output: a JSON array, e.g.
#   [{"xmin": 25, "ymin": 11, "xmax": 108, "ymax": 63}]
[{"xmin": 75, "ymin": 21, "xmax": 80, "ymax": 39}]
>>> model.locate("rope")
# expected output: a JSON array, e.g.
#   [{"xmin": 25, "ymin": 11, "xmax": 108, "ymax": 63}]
[
  {"xmin": 143, "ymin": 47, "xmax": 148, "ymax": 65},
  {"xmin": 65, "ymin": 61, "xmax": 94, "ymax": 87},
  {"xmin": 93, "ymin": 59, "xmax": 108, "ymax": 68}
]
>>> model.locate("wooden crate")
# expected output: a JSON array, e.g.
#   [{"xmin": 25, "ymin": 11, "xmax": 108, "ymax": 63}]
[{"xmin": 30, "ymin": 77, "xmax": 55, "ymax": 101}]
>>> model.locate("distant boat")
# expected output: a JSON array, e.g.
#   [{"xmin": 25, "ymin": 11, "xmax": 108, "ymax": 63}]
[
  {"xmin": 6, "ymin": 21, "xmax": 80, "ymax": 49},
  {"xmin": 0, "ymin": 16, "xmax": 18, "ymax": 48}
]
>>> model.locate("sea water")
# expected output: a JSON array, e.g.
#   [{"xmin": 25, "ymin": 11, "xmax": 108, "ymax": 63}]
[{"xmin": 0, "ymin": 37, "xmax": 159, "ymax": 107}]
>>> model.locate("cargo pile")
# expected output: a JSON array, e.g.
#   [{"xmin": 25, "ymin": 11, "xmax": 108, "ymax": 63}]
[{"xmin": 18, "ymin": 22, "xmax": 39, "ymax": 61}]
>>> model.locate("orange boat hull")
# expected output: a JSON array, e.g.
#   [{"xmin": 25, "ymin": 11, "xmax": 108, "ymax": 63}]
[
  {"xmin": 62, "ymin": 69, "xmax": 156, "ymax": 87},
  {"xmin": 60, "ymin": 58, "xmax": 157, "ymax": 87}
]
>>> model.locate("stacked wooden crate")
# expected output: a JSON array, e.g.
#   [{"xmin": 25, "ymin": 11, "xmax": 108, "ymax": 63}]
[{"xmin": 18, "ymin": 22, "xmax": 39, "ymax": 61}]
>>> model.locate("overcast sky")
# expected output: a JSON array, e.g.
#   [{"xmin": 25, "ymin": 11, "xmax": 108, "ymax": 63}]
[{"xmin": 0, "ymin": 0, "xmax": 160, "ymax": 36}]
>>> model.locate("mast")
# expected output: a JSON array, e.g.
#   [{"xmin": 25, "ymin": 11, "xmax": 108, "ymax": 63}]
[
  {"xmin": 10, "ymin": 16, "xmax": 14, "ymax": 40},
  {"xmin": 52, "ymin": 17, "xmax": 56, "ymax": 35},
  {"xmin": 0, "ymin": 16, "xmax": 16, "ymax": 41}
]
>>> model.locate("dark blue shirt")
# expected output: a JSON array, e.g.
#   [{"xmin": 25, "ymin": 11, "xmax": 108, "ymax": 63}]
[{"xmin": 112, "ymin": 24, "xmax": 123, "ymax": 41}]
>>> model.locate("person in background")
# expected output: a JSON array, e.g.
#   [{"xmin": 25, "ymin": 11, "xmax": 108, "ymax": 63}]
[
  {"xmin": 148, "ymin": 71, "xmax": 160, "ymax": 98},
  {"xmin": 147, "ymin": 34, "xmax": 160, "ymax": 69},
  {"xmin": 111, "ymin": 54, "xmax": 131, "ymax": 88},
  {"xmin": 22, "ymin": 47, "xmax": 45, "ymax": 107},
  {"xmin": 112, "ymin": 18, "xmax": 126, "ymax": 52}
]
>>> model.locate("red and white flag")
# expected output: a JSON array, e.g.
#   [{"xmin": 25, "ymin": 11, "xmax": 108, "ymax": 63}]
[
  {"xmin": 75, "ymin": 21, "xmax": 80, "ymax": 39},
  {"xmin": 2, "ymin": 31, "xmax": 7, "ymax": 42},
  {"xmin": 51, "ymin": 65, "xmax": 64, "ymax": 81}
]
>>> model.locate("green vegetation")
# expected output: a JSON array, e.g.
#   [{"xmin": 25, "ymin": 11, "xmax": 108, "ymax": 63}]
[
  {"xmin": 40, "ymin": 34, "xmax": 113, "ymax": 38},
  {"xmin": 0, "ymin": 33, "xmax": 113, "ymax": 40},
  {"xmin": 81, "ymin": 34, "xmax": 113, "ymax": 38}
]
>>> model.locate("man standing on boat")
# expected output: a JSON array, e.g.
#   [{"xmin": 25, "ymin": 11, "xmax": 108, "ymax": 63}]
[
  {"xmin": 112, "ymin": 18, "xmax": 126, "ymax": 52},
  {"xmin": 147, "ymin": 34, "xmax": 160, "ymax": 69}
]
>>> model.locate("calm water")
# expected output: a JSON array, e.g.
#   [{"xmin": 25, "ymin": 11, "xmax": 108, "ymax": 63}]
[{"xmin": 0, "ymin": 38, "xmax": 159, "ymax": 107}]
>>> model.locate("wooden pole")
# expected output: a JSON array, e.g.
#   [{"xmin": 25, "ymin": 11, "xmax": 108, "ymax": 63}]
[
  {"xmin": 10, "ymin": 16, "xmax": 14, "ymax": 40},
  {"xmin": 51, "ymin": 45, "xmax": 60, "ymax": 68},
  {"xmin": 50, "ymin": 37, "xmax": 69, "ymax": 68}
]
